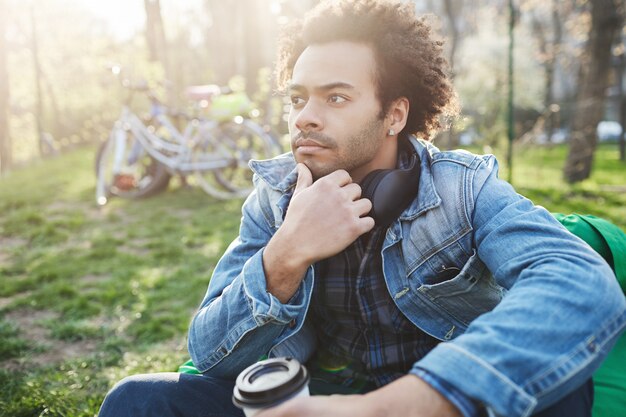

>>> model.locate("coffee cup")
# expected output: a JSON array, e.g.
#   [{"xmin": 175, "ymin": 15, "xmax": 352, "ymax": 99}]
[{"xmin": 232, "ymin": 357, "xmax": 310, "ymax": 417}]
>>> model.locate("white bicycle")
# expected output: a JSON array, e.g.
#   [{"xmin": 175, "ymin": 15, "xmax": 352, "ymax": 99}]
[{"xmin": 95, "ymin": 77, "xmax": 281, "ymax": 205}]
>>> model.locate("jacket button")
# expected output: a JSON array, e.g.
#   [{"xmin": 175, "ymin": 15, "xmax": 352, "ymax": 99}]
[{"xmin": 288, "ymin": 319, "xmax": 296, "ymax": 328}]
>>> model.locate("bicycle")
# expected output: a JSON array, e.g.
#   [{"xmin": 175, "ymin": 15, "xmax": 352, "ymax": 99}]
[{"xmin": 95, "ymin": 72, "xmax": 282, "ymax": 206}]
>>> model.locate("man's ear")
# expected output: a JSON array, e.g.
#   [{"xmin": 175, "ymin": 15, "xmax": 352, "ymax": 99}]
[{"xmin": 386, "ymin": 97, "xmax": 409, "ymax": 135}]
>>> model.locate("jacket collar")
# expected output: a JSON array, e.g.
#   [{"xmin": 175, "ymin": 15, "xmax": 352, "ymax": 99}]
[
  {"xmin": 249, "ymin": 135, "xmax": 442, "ymax": 219},
  {"xmin": 400, "ymin": 136, "xmax": 442, "ymax": 220},
  {"xmin": 249, "ymin": 152, "xmax": 299, "ymax": 193}
]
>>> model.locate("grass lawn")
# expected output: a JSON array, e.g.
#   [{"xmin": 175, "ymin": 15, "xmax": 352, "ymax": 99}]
[
  {"xmin": 0, "ymin": 142, "xmax": 624, "ymax": 416},
  {"xmin": 496, "ymin": 142, "xmax": 626, "ymax": 230}
]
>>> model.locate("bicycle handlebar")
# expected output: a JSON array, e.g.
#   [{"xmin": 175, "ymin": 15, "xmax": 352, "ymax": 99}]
[{"xmin": 107, "ymin": 64, "xmax": 246, "ymax": 121}]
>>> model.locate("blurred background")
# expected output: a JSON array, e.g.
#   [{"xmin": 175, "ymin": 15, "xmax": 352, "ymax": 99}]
[
  {"xmin": 0, "ymin": 1, "xmax": 624, "ymax": 416},
  {"xmin": 0, "ymin": 0, "xmax": 624, "ymax": 178}
]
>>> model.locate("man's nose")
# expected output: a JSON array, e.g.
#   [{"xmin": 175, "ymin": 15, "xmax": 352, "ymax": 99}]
[{"xmin": 294, "ymin": 100, "xmax": 323, "ymax": 132}]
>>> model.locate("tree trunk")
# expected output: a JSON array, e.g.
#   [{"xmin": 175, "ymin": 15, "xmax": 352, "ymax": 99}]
[
  {"xmin": 144, "ymin": 0, "xmax": 175, "ymax": 107},
  {"xmin": 243, "ymin": 0, "xmax": 264, "ymax": 96},
  {"xmin": 144, "ymin": 0, "xmax": 167, "ymax": 64},
  {"xmin": 41, "ymin": 69, "xmax": 63, "ymax": 141},
  {"xmin": 546, "ymin": 0, "xmax": 562, "ymax": 111},
  {"xmin": 563, "ymin": 0, "xmax": 624, "ymax": 183},
  {"xmin": 617, "ymin": 51, "xmax": 626, "ymax": 162},
  {"xmin": 544, "ymin": 0, "xmax": 562, "ymax": 141},
  {"xmin": 530, "ymin": 0, "xmax": 563, "ymax": 143},
  {"xmin": 205, "ymin": 0, "xmax": 241, "ymax": 86},
  {"xmin": 0, "ymin": 0, "xmax": 11, "ymax": 172},
  {"xmin": 30, "ymin": 5, "xmax": 45, "ymax": 157}
]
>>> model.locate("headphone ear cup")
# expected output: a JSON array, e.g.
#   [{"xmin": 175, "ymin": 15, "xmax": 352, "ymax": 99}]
[
  {"xmin": 360, "ymin": 169, "xmax": 391, "ymax": 208},
  {"xmin": 361, "ymin": 169, "xmax": 393, "ymax": 219},
  {"xmin": 358, "ymin": 150, "xmax": 421, "ymax": 228}
]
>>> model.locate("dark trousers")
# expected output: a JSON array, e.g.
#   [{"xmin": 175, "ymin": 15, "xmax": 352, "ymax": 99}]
[{"xmin": 98, "ymin": 372, "xmax": 593, "ymax": 417}]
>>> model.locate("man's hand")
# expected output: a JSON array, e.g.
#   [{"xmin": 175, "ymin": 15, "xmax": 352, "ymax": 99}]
[
  {"xmin": 263, "ymin": 163, "xmax": 374, "ymax": 302},
  {"xmin": 256, "ymin": 375, "xmax": 464, "ymax": 417}
]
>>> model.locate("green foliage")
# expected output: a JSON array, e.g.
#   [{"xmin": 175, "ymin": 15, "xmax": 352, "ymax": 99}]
[
  {"xmin": 0, "ymin": 144, "xmax": 624, "ymax": 415},
  {"xmin": 4, "ymin": 0, "xmax": 220, "ymax": 164},
  {"xmin": 454, "ymin": 8, "xmax": 545, "ymax": 147}
]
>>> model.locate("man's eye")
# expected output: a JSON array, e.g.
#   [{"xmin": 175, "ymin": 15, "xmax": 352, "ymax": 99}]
[
  {"xmin": 290, "ymin": 96, "xmax": 305, "ymax": 106},
  {"xmin": 328, "ymin": 95, "xmax": 347, "ymax": 104}
]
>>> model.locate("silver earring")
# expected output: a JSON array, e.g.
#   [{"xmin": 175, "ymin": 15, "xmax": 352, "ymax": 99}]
[{"xmin": 388, "ymin": 129, "xmax": 395, "ymax": 136}]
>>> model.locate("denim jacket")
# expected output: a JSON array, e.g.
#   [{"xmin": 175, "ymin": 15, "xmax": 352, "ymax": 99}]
[{"xmin": 188, "ymin": 137, "xmax": 626, "ymax": 417}]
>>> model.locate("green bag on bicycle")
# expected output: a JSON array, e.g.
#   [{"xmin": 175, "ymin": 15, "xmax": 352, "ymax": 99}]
[{"xmin": 210, "ymin": 92, "xmax": 253, "ymax": 122}]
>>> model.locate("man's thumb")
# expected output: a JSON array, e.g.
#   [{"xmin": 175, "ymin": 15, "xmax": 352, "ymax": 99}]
[{"xmin": 295, "ymin": 163, "xmax": 313, "ymax": 192}]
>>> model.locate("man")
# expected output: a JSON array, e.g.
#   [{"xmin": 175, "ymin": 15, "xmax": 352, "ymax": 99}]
[{"xmin": 99, "ymin": 1, "xmax": 626, "ymax": 416}]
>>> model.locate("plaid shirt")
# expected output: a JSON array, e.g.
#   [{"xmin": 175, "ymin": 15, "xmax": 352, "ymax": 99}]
[
  {"xmin": 310, "ymin": 225, "xmax": 439, "ymax": 385},
  {"xmin": 307, "ymin": 151, "xmax": 479, "ymax": 417}
]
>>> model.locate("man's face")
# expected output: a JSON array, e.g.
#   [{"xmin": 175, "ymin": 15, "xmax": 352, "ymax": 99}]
[{"xmin": 288, "ymin": 41, "xmax": 393, "ymax": 182}]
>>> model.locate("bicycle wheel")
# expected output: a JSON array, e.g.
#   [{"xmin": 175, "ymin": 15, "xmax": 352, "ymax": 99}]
[
  {"xmin": 193, "ymin": 120, "xmax": 280, "ymax": 199},
  {"xmin": 95, "ymin": 126, "xmax": 171, "ymax": 205},
  {"xmin": 189, "ymin": 126, "xmax": 239, "ymax": 200}
]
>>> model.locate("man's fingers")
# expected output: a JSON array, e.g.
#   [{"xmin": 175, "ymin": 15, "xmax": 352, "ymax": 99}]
[
  {"xmin": 353, "ymin": 197, "xmax": 372, "ymax": 216},
  {"xmin": 343, "ymin": 182, "xmax": 363, "ymax": 201},
  {"xmin": 356, "ymin": 215, "xmax": 375, "ymax": 234},
  {"xmin": 294, "ymin": 163, "xmax": 313, "ymax": 193},
  {"xmin": 322, "ymin": 169, "xmax": 352, "ymax": 186}
]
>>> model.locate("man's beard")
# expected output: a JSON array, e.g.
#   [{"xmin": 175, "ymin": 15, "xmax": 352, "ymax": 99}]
[{"xmin": 291, "ymin": 115, "xmax": 386, "ymax": 180}]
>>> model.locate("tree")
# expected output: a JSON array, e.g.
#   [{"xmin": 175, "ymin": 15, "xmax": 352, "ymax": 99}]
[
  {"xmin": 204, "ymin": 0, "xmax": 241, "ymax": 86},
  {"xmin": 144, "ymin": 0, "xmax": 168, "ymax": 65},
  {"xmin": 144, "ymin": 0, "xmax": 175, "ymax": 105},
  {"xmin": 243, "ymin": 0, "xmax": 268, "ymax": 96},
  {"xmin": 528, "ymin": 0, "xmax": 563, "ymax": 140},
  {"xmin": 30, "ymin": 5, "xmax": 45, "ymax": 157},
  {"xmin": 453, "ymin": 5, "xmax": 544, "ymax": 148},
  {"xmin": 204, "ymin": 0, "xmax": 276, "ymax": 95},
  {"xmin": 0, "ymin": 0, "xmax": 10, "ymax": 172},
  {"xmin": 563, "ymin": 0, "xmax": 624, "ymax": 183}
]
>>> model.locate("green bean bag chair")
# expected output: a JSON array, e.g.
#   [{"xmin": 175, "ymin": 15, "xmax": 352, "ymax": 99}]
[{"xmin": 553, "ymin": 214, "xmax": 626, "ymax": 417}]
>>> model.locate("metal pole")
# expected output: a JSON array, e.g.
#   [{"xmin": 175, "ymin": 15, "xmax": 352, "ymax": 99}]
[
  {"xmin": 615, "ymin": 47, "xmax": 626, "ymax": 162},
  {"xmin": 507, "ymin": 0, "xmax": 515, "ymax": 183}
]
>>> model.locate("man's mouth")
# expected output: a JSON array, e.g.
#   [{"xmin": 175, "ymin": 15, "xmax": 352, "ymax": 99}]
[
  {"xmin": 294, "ymin": 138, "xmax": 330, "ymax": 156},
  {"xmin": 292, "ymin": 132, "xmax": 336, "ymax": 155},
  {"xmin": 295, "ymin": 138, "xmax": 325, "ymax": 148}
]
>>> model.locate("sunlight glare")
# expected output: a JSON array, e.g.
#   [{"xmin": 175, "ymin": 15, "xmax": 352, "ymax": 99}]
[
  {"xmin": 78, "ymin": 0, "xmax": 145, "ymax": 40},
  {"xmin": 270, "ymin": 1, "xmax": 282, "ymax": 15}
]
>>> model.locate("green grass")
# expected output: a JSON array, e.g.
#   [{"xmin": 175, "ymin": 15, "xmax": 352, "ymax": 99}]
[
  {"xmin": 0, "ymin": 146, "xmax": 243, "ymax": 416},
  {"xmin": 0, "ymin": 142, "xmax": 624, "ymax": 416},
  {"xmin": 492, "ymin": 142, "xmax": 626, "ymax": 230}
]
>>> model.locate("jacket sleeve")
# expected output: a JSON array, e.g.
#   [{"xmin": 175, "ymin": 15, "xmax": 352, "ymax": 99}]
[
  {"xmin": 187, "ymin": 184, "xmax": 306, "ymax": 378},
  {"xmin": 413, "ymin": 156, "xmax": 626, "ymax": 417}
]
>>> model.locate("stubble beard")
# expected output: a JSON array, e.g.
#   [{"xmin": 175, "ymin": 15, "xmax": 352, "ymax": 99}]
[{"xmin": 292, "ymin": 115, "xmax": 387, "ymax": 181}]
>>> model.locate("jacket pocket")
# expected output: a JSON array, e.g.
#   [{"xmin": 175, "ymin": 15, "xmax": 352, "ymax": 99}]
[
  {"xmin": 426, "ymin": 265, "xmax": 461, "ymax": 285},
  {"xmin": 417, "ymin": 252, "xmax": 505, "ymax": 326}
]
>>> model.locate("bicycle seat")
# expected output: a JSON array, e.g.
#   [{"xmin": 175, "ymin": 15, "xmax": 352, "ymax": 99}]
[{"xmin": 185, "ymin": 85, "xmax": 230, "ymax": 101}]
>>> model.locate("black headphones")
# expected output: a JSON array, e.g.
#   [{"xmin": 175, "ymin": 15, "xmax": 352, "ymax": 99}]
[{"xmin": 359, "ymin": 139, "xmax": 421, "ymax": 228}]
